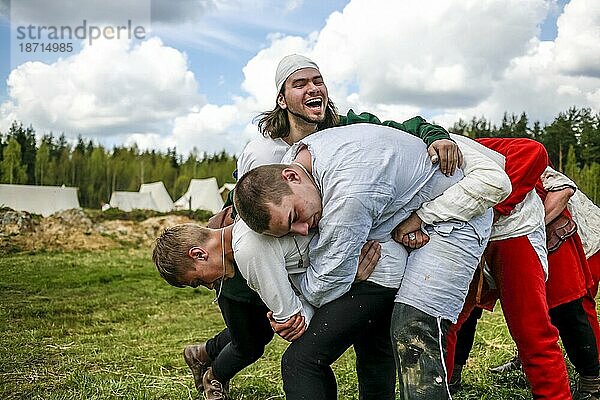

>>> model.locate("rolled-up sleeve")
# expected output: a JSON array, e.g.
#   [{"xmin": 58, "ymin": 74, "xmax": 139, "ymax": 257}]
[
  {"xmin": 541, "ymin": 166, "xmax": 577, "ymax": 192},
  {"xmin": 416, "ymin": 135, "xmax": 512, "ymax": 224},
  {"xmin": 234, "ymin": 228, "xmax": 304, "ymax": 322}
]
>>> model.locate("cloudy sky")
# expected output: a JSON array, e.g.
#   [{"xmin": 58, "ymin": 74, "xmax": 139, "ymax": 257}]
[{"xmin": 0, "ymin": 0, "xmax": 598, "ymax": 156}]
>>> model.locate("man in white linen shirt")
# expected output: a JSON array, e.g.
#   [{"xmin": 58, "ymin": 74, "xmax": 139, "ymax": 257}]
[
  {"xmin": 152, "ymin": 218, "xmax": 383, "ymax": 397},
  {"xmin": 234, "ymin": 124, "xmax": 511, "ymax": 400}
]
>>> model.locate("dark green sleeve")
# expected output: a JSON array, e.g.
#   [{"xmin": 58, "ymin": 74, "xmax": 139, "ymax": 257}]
[
  {"xmin": 337, "ymin": 109, "xmax": 451, "ymax": 147},
  {"xmin": 224, "ymin": 188, "xmax": 237, "ymax": 219}
]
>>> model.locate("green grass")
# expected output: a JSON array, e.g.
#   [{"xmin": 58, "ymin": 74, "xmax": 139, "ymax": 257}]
[{"xmin": 0, "ymin": 249, "xmax": 580, "ymax": 399}]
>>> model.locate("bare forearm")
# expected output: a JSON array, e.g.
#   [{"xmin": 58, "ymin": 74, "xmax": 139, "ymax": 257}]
[{"xmin": 544, "ymin": 188, "xmax": 575, "ymax": 224}]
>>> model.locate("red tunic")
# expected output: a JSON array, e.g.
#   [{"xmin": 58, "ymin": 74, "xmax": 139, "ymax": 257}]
[
  {"xmin": 476, "ymin": 138, "xmax": 549, "ymax": 215},
  {"xmin": 589, "ymin": 251, "xmax": 600, "ymax": 290}
]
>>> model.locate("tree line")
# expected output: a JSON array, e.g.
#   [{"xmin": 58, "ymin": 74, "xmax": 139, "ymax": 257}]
[
  {"xmin": 449, "ymin": 107, "xmax": 600, "ymax": 203},
  {"xmin": 1, "ymin": 106, "xmax": 599, "ymax": 208},
  {"xmin": 0, "ymin": 122, "xmax": 237, "ymax": 208}
]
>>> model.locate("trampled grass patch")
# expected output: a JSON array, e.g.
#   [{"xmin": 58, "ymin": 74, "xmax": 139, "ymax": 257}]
[{"xmin": 0, "ymin": 249, "xmax": 580, "ymax": 399}]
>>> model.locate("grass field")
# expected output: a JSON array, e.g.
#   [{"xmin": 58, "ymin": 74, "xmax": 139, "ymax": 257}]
[{"xmin": 0, "ymin": 248, "xmax": 578, "ymax": 399}]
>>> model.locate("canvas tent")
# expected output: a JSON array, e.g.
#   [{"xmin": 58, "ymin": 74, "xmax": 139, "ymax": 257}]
[
  {"xmin": 0, "ymin": 184, "xmax": 80, "ymax": 217},
  {"xmin": 109, "ymin": 191, "xmax": 158, "ymax": 212},
  {"xmin": 174, "ymin": 178, "xmax": 223, "ymax": 214},
  {"xmin": 139, "ymin": 181, "xmax": 173, "ymax": 212}
]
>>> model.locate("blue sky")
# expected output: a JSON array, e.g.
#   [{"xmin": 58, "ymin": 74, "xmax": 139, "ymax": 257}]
[
  {"xmin": 167, "ymin": 1, "xmax": 351, "ymax": 105},
  {"xmin": 0, "ymin": 0, "xmax": 597, "ymax": 156}
]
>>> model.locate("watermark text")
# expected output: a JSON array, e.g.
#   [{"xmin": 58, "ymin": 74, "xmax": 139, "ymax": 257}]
[{"xmin": 16, "ymin": 20, "xmax": 146, "ymax": 46}]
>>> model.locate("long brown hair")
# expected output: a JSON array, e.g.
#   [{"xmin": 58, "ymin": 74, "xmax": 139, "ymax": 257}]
[{"xmin": 255, "ymin": 90, "xmax": 340, "ymax": 140}]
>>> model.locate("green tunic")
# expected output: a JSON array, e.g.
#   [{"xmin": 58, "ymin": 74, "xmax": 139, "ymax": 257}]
[{"xmin": 339, "ymin": 110, "xmax": 450, "ymax": 147}]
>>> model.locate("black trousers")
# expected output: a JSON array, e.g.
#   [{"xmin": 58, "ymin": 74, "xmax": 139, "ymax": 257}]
[
  {"xmin": 205, "ymin": 295, "xmax": 274, "ymax": 382},
  {"xmin": 281, "ymin": 281, "xmax": 397, "ymax": 400},
  {"xmin": 550, "ymin": 297, "xmax": 600, "ymax": 377},
  {"xmin": 454, "ymin": 307, "xmax": 483, "ymax": 365}
]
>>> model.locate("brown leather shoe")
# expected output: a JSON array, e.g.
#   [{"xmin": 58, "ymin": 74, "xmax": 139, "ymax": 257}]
[
  {"xmin": 183, "ymin": 343, "xmax": 212, "ymax": 393},
  {"xmin": 203, "ymin": 367, "xmax": 231, "ymax": 400}
]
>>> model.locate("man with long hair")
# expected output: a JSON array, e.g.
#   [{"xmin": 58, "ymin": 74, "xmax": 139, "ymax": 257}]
[{"xmin": 252, "ymin": 54, "xmax": 462, "ymax": 177}]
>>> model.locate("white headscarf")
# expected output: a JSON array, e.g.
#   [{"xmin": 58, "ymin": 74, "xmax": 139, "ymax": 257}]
[{"xmin": 275, "ymin": 54, "xmax": 319, "ymax": 94}]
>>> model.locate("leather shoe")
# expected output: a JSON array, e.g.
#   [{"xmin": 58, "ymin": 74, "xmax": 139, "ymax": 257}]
[
  {"xmin": 203, "ymin": 367, "xmax": 231, "ymax": 400},
  {"xmin": 489, "ymin": 354, "xmax": 521, "ymax": 374},
  {"xmin": 183, "ymin": 343, "xmax": 212, "ymax": 393}
]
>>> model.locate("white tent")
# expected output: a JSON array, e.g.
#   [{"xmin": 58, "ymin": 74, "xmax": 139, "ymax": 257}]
[
  {"xmin": 109, "ymin": 191, "xmax": 158, "ymax": 212},
  {"xmin": 139, "ymin": 181, "xmax": 173, "ymax": 212},
  {"xmin": 0, "ymin": 184, "xmax": 80, "ymax": 217},
  {"xmin": 174, "ymin": 178, "xmax": 224, "ymax": 214}
]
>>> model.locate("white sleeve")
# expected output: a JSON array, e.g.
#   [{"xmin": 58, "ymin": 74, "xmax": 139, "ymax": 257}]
[
  {"xmin": 541, "ymin": 166, "xmax": 578, "ymax": 192},
  {"xmin": 237, "ymin": 140, "xmax": 264, "ymax": 176},
  {"xmin": 416, "ymin": 134, "xmax": 512, "ymax": 224},
  {"xmin": 237, "ymin": 137, "xmax": 289, "ymax": 175},
  {"xmin": 233, "ymin": 224, "xmax": 305, "ymax": 322}
]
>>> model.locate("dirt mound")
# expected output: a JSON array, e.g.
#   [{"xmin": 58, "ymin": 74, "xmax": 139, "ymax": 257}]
[
  {"xmin": 0, "ymin": 208, "xmax": 39, "ymax": 236},
  {"xmin": 0, "ymin": 208, "xmax": 199, "ymax": 253}
]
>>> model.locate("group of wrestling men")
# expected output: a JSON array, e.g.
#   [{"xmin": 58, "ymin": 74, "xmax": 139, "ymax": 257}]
[{"xmin": 152, "ymin": 54, "xmax": 600, "ymax": 400}]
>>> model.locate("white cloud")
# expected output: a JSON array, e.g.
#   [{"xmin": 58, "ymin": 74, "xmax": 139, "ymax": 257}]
[
  {"xmin": 119, "ymin": 95, "xmax": 262, "ymax": 155},
  {"xmin": 587, "ymin": 89, "xmax": 600, "ymax": 108},
  {"xmin": 432, "ymin": 0, "xmax": 600, "ymax": 126},
  {"xmin": 2, "ymin": 37, "xmax": 200, "ymax": 138},
  {"xmin": 171, "ymin": 103, "xmax": 245, "ymax": 153},
  {"xmin": 305, "ymin": 0, "xmax": 550, "ymax": 109},
  {"xmin": 285, "ymin": 0, "xmax": 304, "ymax": 12},
  {"xmin": 554, "ymin": 0, "xmax": 600, "ymax": 77},
  {"xmin": 132, "ymin": 0, "xmax": 600, "ymax": 154},
  {"xmin": 215, "ymin": 0, "xmax": 561, "ymax": 118},
  {"xmin": 232, "ymin": 0, "xmax": 597, "ymax": 127}
]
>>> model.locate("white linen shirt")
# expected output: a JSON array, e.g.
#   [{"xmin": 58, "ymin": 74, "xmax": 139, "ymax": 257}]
[
  {"xmin": 232, "ymin": 219, "xmax": 316, "ymax": 323},
  {"xmin": 235, "ymin": 133, "xmax": 408, "ymax": 320},
  {"xmin": 541, "ymin": 166, "xmax": 600, "ymax": 258},
  {"xmin": 237, "ymin": 135, "xmax": 289, "ymax": 176},
  {"xmin": 236, "ymin": 128, "xmax": 510, "ymax": 316},
  {"xmin": 283, "ymin": 124, "xmax": 509, "ymax": 308}
]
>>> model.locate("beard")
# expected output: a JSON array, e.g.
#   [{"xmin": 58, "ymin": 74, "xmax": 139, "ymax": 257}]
[{"xmin": 287, "ymin": 107, "xmax": 326, "ymax": 125}]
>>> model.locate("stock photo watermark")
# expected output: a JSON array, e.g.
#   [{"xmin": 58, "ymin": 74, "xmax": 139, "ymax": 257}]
[
  {"xmin": 15, "ymin": 20, "xmax": 147, "ymax": 53},
  {"xmin": 9, "ymin": 0, "xmax": 151, "ymax": 67}
]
